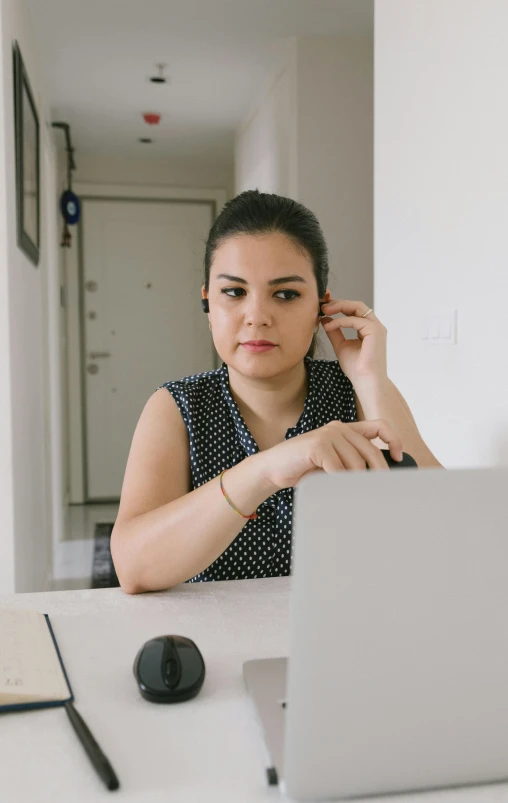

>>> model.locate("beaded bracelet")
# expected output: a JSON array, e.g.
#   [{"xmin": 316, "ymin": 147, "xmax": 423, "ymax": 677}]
[{"xmin": 219, "ymin": 469, "xmax": 258, "ymax": 520}]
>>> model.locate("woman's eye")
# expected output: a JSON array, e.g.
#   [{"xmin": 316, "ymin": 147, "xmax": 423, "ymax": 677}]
[
  {"xmin": 274, "ymin": 290, "xmax": 301, "ymax": 301},
  {"xmin": 221, "ymin": 287, "xmax": 246, "ymax": 298},
  {"xmin": 220, "ymin": 288, "xmax": 300, "ymax": 301}
]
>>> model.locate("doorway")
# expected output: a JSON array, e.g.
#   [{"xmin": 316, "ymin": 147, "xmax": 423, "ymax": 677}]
[{"xmin": 66, "ymin": 189, "xmax": 223, "ymax": 503}]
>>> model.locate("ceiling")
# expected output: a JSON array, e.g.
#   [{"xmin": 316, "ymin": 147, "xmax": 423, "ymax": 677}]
[{"xmin": 27, "ymin": 0, "xmax": 373, "ymax": 164}]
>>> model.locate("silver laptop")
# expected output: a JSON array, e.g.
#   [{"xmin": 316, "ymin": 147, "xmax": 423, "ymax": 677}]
[{"xmin": 243, "ymin": 466, "xmax": 508, "ymax": 800}]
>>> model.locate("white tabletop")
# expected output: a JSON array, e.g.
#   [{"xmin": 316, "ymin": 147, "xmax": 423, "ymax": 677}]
[{"xmin": 0, "ymin": 578, "xmax": 507, "ymax": 803}]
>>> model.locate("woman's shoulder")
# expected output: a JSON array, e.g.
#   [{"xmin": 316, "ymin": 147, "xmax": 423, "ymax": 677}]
[
  {"xmin": 156, "ymin": 365, "xmax": 225, "ymax": 426},
  {"xmin": 307, "ymin": 357, "xmax": 352, "ymax": 385},
  {"xmin": 157, "ymin": 366, "xmax": 224, "ymax": 406},
  {"xmin": 157, "ymin": 364, "xmax": 224, "ymax": 394}
]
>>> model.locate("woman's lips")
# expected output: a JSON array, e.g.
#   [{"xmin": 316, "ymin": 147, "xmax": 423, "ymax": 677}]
[{"xmin": 241, "ymin": 340, "xmax": 277, "ymax": 353}]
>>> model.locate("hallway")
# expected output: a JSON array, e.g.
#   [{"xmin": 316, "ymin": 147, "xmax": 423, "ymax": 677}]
[{"xmin": 50, "ymin": 503, "xmax": 119, "ymax": 590}]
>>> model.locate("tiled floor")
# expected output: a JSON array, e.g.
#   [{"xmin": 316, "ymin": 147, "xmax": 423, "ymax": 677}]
[{"xmin": 49, "ymin": 503, "xmax": 119, "ymax": 591}]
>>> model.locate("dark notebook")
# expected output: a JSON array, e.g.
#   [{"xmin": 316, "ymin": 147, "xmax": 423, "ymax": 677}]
[{"xmin": 0, "ymin": 609, "xmax": 73, "ymax": 714}]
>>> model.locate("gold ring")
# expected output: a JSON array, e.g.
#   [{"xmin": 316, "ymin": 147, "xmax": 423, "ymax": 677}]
[{"xmin": 362, "ymin": 308, "xmax": 374, "ymax": 318}]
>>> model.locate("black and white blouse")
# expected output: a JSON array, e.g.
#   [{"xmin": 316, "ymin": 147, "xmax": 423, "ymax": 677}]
[{"xmin": 159, "ymin": 357, "xmax": 357, "ymax": 582}]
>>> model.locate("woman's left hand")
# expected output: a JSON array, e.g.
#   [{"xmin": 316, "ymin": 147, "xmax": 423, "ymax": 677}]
[{"xmin": 320, "ymin": 299, "xmax": 388, "ymax": 385}]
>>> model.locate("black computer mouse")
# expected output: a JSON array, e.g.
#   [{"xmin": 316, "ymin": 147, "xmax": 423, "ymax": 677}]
[
  {"xmin": 133, "ymin": 635, "xmax": 206, "ymax": 703},
  {"xmin": 380, "ymin": 449, "xmax": 417, "ymax": 469}
]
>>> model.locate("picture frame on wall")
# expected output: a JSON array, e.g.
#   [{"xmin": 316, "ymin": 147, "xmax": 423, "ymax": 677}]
[{"xmin": 13, "ymin": 40, "xmax": 40, "ymax": 266}]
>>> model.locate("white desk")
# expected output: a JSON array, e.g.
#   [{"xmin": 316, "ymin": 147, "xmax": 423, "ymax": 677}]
[{"xmin": 0, "ymin": 578, "xmax": 506, "ymax": 803}]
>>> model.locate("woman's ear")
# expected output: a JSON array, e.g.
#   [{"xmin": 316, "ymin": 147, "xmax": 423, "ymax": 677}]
[
  {"xmin": 318, "ymin": 291, "xmax": 331, "ymax": 316},
  {"xmin": 201, "ymin": 286, "xmax": 209, "ymax": 313},
  {"xmin": 318, "ymin": 289, "xmax": 332, "ymax": 317}
]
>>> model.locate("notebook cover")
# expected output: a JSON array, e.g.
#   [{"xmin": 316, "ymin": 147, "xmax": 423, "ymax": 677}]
[{"xmin": 0, "ymin": 613, "xmax": 74, "ymax": 714}]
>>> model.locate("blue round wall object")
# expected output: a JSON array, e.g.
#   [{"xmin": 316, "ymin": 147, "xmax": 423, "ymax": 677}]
[{"xmin": 60, "ymin": 190, "xmax": 81, "ymax": 225}]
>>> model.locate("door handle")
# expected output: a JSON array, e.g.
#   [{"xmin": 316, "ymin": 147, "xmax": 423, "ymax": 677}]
[{"xmin": 88, "ymin": 351, "xmax": 111, "ymax": 359}]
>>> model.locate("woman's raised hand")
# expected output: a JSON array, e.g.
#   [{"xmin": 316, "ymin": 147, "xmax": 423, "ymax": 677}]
[{"xmin": 320, "ymin": 299, "xmax": 388, "ymax": 385}]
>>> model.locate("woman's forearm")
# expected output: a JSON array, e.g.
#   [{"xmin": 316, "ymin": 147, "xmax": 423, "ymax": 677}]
[
  {"xmin": 354, "ymin": 378, "xmax": 443, "ymax": 468},
  {"xmin": 111, "ymin": 453, "xmax": 277, "ymax": 594}
]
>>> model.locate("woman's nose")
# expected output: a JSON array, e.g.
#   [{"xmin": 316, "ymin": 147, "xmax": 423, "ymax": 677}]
[{"xmin": 244, "ymin": 296, "xmax": 272, "ymax": 327}]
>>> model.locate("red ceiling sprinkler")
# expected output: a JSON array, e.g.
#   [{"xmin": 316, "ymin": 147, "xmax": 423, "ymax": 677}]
[{"xmin": 143, "ymin": 112, "xmax": 161, "ymax": 125}]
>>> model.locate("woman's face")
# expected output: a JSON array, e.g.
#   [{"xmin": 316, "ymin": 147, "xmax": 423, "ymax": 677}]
[{"xmin": 204, "ymin": 232, "xmax": 329, "ymax": 378}]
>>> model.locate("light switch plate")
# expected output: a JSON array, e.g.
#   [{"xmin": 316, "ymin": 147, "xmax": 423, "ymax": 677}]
[{"xmin": 422, "ymin": 309, "xmax": 457, "ymax": 345}]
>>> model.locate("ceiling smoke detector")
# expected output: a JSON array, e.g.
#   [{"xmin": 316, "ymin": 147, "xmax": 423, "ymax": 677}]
[{"xmin": 150, "ymin": 63, "xmax": 168, "ymax": 84}]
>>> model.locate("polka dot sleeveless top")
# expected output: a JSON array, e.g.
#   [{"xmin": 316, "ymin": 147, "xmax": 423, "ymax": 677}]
[{"xmin": 159, "ymin": 357, "xmax": 357, "ymax": 583}]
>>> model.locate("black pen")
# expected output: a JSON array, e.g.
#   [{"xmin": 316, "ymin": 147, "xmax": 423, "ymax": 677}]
[{"xmin": 64, "ymin": 701, "xmax": 120, "ymax": 791}]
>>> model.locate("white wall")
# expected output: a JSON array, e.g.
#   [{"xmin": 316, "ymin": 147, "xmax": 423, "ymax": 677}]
[
  {"xmin": 235, "ymin": 40, "xmax": 297, "ymax": 198},
  {"xmin": 74, "ymin": 152, "xmax": 235, "ymax": 200},
  {"xmin": 375, "ymin": 0, "xmax": 508, "ymax": 468},
  {"xmin": 0, "ymin": 1, "xmax": 15, "ymax": 594},
  {"xmin": 0, "ymin": 0, "xmax": 62, "ymax": 592},
  {"xmin": 296, "ymin": 35, "xmax": 373, "ymax": 310},
  {"xmin": 45, "ymin": 148, "xmax": 69, "ymax": 561},
  {"xmin": 235, "ymin": 33, "xmax": 373, "ymax": 357}
]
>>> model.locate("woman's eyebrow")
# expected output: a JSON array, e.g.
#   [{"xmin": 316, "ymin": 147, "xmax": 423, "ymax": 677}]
[
  {"xmin": 216, "ymin": 273, "xmax": 247, "ymax": 284},
  {"xmin": 215, "ymin": 273, "xmax": 307, "ymax": 286},
  {"xmin": 268, "ymin": 275, "xmax": 307, "ymax": 286}
]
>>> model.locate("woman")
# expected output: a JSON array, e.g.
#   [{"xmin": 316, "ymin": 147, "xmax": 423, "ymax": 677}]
[{"xmin": 111, "ymin": 190, "xmax": 442, "ymax": 594}]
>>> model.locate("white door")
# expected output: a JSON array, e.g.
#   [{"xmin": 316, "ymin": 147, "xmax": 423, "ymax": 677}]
[{"xmin": 82, "ymin": 198, "xmax": 215, "ymax": 501}]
